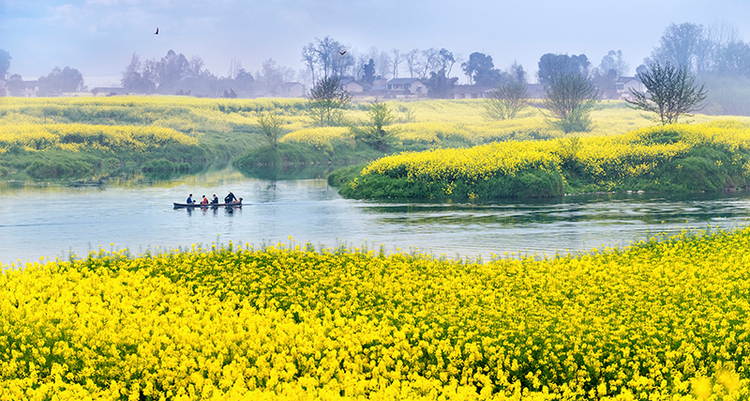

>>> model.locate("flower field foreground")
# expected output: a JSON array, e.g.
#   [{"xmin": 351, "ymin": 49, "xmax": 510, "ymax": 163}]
[
  {"xmin": 339, "ymin": 120, "xmax": 750, "ymax": 199},
  {"xmin": 2, "ymin": 229, "xmax": 750, "ymax": 400}
]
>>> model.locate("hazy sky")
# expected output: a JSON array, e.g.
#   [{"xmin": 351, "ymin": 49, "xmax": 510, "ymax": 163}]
[{"xmin": 3, "ymin": 0, "xmax": 750, "ymax": 87}]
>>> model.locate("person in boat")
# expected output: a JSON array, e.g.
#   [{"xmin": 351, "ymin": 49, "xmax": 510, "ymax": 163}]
[
  {"xmin": 186, "ymin": 194, "xmax": 194, "ymax": 204},
  {"xmin": 224, "ymin": 191, "xmax": 237, "ymax": 204},
  {"xmin": 200, "ymin": 195, "xmax": 209, "ymax": 205},
  {"xmin": 211, "ymin": 194, "xmax": 219, "ymax": 204}
]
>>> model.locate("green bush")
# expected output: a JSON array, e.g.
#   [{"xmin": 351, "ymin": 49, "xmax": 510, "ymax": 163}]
[
  {"xmin": 339, "ymin": 168, "xmax": 564, "ymax": 200},
  {"xmin": 25, "ymin": 157, "xmax": 96, "ymax": 179},
  {"xmin": 141, "ymin": 159, "xmax": 177, "ymax": 173}
]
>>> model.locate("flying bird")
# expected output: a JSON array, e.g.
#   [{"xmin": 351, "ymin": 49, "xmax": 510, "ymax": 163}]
[
  {"xmin": 338, "ymin": 49, "xmax": 347, "ymax": 56},
  {"xmin": 155, "ymin": 27, "xmax": 159, "ymax": 35}
]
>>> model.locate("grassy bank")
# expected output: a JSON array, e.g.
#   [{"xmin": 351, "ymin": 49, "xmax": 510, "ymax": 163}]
[
  {"xmin": 4, "ymin": 96, "xmax": 749, "ymax": 183},
  {"xmin": 334, "ymin": 121, "xmax": 750, "ymax": 200},
  {"xmin": 2, "ymin": 228, "xmax": 750, "ymax": 399},
  {"xmin": 0, "ymin": 97, "xmax": 287, "ymax": 180}
]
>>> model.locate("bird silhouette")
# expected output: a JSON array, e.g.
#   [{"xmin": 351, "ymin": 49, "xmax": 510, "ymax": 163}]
[
  {"xmin": 338, "ymin": 49, "xmax": 347, "ymax": 56},
  {"xmin": 155, "ymin": 27, "xmax": 159, "ymax": 35}
]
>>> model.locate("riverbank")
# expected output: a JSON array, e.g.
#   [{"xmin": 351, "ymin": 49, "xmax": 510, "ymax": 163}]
[
  {"xmin": 2, "ymin": 227, "xmax": 749, "ymax": 399},
  {"xmin": 0, "ymin": 97, "xmax": 664, "ymax": 182},
  {"xmin": 333, "ymin": 120, "xmax": 750, "ymax": 200}
]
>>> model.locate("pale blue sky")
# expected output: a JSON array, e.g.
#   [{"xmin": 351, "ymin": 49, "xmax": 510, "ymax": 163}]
[{"xmin": 3, "ymin": 0, "xmax": 750, "ymax": 86}]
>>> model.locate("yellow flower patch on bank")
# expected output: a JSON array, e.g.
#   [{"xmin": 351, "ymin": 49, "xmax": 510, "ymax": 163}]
[{"xmin": 0, "ymin": 123, "xmax": 197, "ymax": 153}]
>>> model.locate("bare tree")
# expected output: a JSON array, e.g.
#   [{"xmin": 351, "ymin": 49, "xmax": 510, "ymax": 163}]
[
  {"xmin": 227, "ymin": 58, "xmax": 242, "ymax": 79},
  {"xmin": 420, "ymin": 48, "xmax": 440, "ymax": 78},
  {"xmin": 404, "ymin": 49, "xmax": 420, "ymax": 78},
  {"xmin": 301, "ymin": 43, "xmax": 317, "ymax": 83},
  {"xmin": 626, "ymin": 61, "xmax": 707, "ymax": 125},
  {"xmin": 301, "ymin": 36, "xmax": 352, "ymax": 80},
  {"xmin": 377, "ymin": 50, "xmax": 392, "ymax": 79},
  {"xmin": 390, "ymin": 48, "xmax": 401, "ymax": 78},
  {"xmin": 485, "ymin": 80, "xmax": 530, "ymax": 120}
]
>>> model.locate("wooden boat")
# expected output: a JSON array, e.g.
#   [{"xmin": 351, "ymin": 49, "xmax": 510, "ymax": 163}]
[{"xmin": 173, "ymin": 200, "xmax": 242, "ymax": 208}]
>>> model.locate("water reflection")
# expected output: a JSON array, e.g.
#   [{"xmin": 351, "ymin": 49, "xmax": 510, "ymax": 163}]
[
  {"xmin": 0, "ymin": 172, "xmax": 749, "ymax": 265},
  {"xmin": 234, "ymin": 163, "xmax": 340, "ymax": 181}
]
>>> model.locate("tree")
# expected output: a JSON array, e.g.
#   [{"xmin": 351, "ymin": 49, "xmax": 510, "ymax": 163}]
[
  {"xmin": 301, "ymin": 43, "xmax": 318, "ymax": 83},
  {"xmin": 38, "ymin": 66, "xmax": 84, "ymax": 95},
  {"xmin": 256, "ymin": 58, "xmax": 288, "ymax": 92},
  {"xmin": 649, "ymin": 22, "xmax": 704, "ymax": 71},
  {"xmin": 537, "ymin": 53, "xmax": 590, "ymax": 86},
  {"xmin": 404, "ymin": 49, "xmax": 420, "ymax": 78},
  {"xmin": 425, "ymin": 69, "xmax": 458, "ymax": 99},
  {"xmin": 714, "ymin": 40, "xmax": 750, "ymax": 77},
  {"xmin": 593, "ymin": 50, "xmax": 629, "ymax": 99},
  {"xmin": 155, "ymin": 50, "xmax": 190, "ymax": 94},
  {"xmin": 352, "ymin": 100, "xmax": 397, "ymax": 151},
  {"xmin": 419, "ymin": 48, "xmax": 441, "ymax": 78},
  {"xmin": 6, "ymin": 74, "xmax": 24, "ymax": 96},
  {"xmin": 301, "ymin": 36, "xmax": 354, "ymax": 81},
  {"xmin": 543, "ymin": 72, "xmax": 598, "ymax": 133},
  {"xmin": 437, "ymin": 48, "xmax": 457, "ymax": 76},
  {"xmin": 232, "ymin": 69, "xmax": 255, "ymax": 95},
  {"xmin": 362, "ymin": 59, "xmax": 376, "ymax": 85},
  {"xmin": 626, "ymin": 62, "xmax": 707, "ymax": 125},
  {"xmin": 598, "ymin": 50, "xmax": 629, "ymax": 77},
  {"xmin": 0, "ymin": 49, "xmax": 10, "ymax": 78},
  {"xmin": 485, "ymin": 80, "xmax": 530, "ymax": 120},
  {"xmin": 376, "ymin": 49, "xmax": 392, "ymax": 78},
  {"xmin": 308, "ymin": 75, "xmax": 351, "ymax": 126},
  {"xmin": 390, "ymin": 48, "xmax": 402, "ymax": 78},
  {"xmin": 507, "ymin": 61, "xmax": 527, "ymax": 83},
  {"xmin": 121, "ymin": 53, "xmax": 156, "ymax": 94},
  {"xmin": 462, "ymin": 52, "xmax": 504, "ymax": 87},
  {"xmin": 255, "ymin": 109, "xmax": 284, "ymax": 148}
]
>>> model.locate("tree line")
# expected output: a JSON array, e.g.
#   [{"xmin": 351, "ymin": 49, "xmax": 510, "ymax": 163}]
[{"xmin": 1, "ymin": 19, "xmax": 749, "ymax": 116}]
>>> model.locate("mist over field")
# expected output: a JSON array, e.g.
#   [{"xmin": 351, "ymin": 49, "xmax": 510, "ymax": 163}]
[{"xmin": 3, "ymin": 0, "xmax": 750, "ymax": 86}]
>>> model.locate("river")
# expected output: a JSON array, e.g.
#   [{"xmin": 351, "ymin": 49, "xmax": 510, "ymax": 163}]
[{"xmin": 1, "ymin": 169, "xmax": 749, "ymax": 266}]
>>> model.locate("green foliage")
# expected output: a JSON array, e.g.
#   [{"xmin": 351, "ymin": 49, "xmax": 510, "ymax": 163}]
[
  {"xmin": 425, "ymin": 69, "xmax": 458, "ymax": 99},
  {"xmin": 141, "ymin": 159, "xmax": 189, "ymax": 174},
  {"xmin": 543, "ymin": 72, "xmax": 598, "ymax": 133},
  {"xmin": 351, "ymin": 100, "xmax": 398, "ymax": 151},
  {"xmin": 308, "ymin": 76, "xmax": 352, "ymax": 127},
  {"xmin": 24, "ymin": 155, "xmax": 96, "ymax": 179},
  {"xmin": 327, "ymin": 164, "xmax": 367, "ymax": 187},
  {"xmin": 552, "ymin": 105, "xmax": 594, "ymax": 133},
  {"xmin": 334, "ymin": 122, "xmax": 750, "ymax": 199},
  {"xmin": 339, "ymin": 168, "xmax": 564, "ymax": 200},
  {"xmin": 255, "ymin": 109, "xmax": 285, "ymax": 148}
]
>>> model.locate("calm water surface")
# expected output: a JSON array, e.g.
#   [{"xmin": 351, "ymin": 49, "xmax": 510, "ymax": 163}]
[{"xmin": 1, "ymin": 171, "xmax": 750, "ymax": 265}]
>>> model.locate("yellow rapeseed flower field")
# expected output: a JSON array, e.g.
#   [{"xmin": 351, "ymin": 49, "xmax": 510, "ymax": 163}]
[
  {"xmin": 1, "ymin": 228, "xmax": 750, "ymax": 400},
  {"xmin": 3, "ymin": 97, "xmax": 748, "ymax": 156},
  {"xmin": 0, "ymin": 123, "xmax": 197, "ymax": 153},
  {"xmin": 356, "ymin": 120, "xmax": 750, "ymax": 193}
]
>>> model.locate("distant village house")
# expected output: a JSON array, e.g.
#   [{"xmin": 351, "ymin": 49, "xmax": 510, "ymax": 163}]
[
  {"xmin": 615, "ymin": 77, "xmax": 645, "ymax": 101},
  {"xmin": 386, "ymin": 78, "xmax": 425, "ymax": 97}
]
